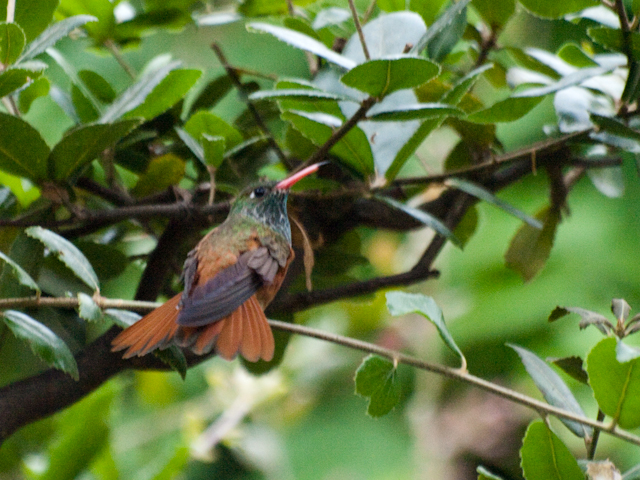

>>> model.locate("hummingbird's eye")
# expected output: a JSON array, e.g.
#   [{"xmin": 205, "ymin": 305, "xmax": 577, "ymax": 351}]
[{"xmin": 250, "ymin": 186, "xmax": 267, "ymax": 199}]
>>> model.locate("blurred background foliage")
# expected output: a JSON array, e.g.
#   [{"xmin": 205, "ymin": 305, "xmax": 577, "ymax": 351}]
[{"xmin": 0, "ymin": 0, "xmax": 639, "ymax": 478}]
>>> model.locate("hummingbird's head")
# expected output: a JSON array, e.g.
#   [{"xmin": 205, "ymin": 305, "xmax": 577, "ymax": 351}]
[{"xmin": 230, "ymin": 162, "xmax": 326, "ymax": 243}]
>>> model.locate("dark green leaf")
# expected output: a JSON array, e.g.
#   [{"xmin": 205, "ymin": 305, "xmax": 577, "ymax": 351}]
[
  {"xmin": 410, "ymin": 0, "xmax": 470, "ymax": 58},
  {"xmin": 0, "ymin": 61, "xmax": 47, "ymax": 98},
  {"xmin": 588, "ymin": 26, "xmax": 640, "ymax": 57},
  {"xmin": 588, "ymin": 337, "xmax": 640, "ymax": 429},
  {"xmin": 100, "ymin": 60, "xmax": 181, "ymax": 123},
  {"xmin": 249, "ymin": 89, "xmax": 349, "ymax": 102},
  {"xmin": 202, "ymin": 134, "xmax": 225, "ymax": 168},
  {"xmin": 125, "ymin": 68, "xmax": 202, "ymax": 120},
  {"xmin": 548, "ymin": 356, "xmax": 589, "ymax": 385},
  {"xmin": 505, "ymin": 206, "xmax": 560, "ymax": 282},
  {"xmin": 441, "ymin": 64, "xmax": 494, "ymax": 106},
  {"xmin": 238, "ymin": 0, "xmax": 287, "ymax": 16},
  {"xmin": 154, "ymin": 346, "xmax": 188, "ymax": 380},
  {"xmin": 447, "ymin": 178, "xmax": 543, "ymax": 229},
  {"xmin": 0, "ymin": 21, "xmax": 25, "ymax": 65},
  {"xmin": 472, "ymin": 0, "xmax": 515, "ymax": 27},
  {"xmin": 355, "ymin": 355, "xmax": 401, "ymax": 417},
  {"xmin": 0, "ymin": 250, "xmax": 40, "ymax": 294},
  {"xmin": 520, "ymin": 421, "xmax": 583, "ymax": 480},
  {"xmin": 49, "ymin": 119, "xmax": 140, "ymax": 180},
  {"xmin": 467, "ymin": 96, "xmax": 544, "ymax": 123},
  {"xmin": 78, "ymin": 70, "xmax": 115, "ymax": 103},
  {"xmin": 25, "ymin": 226, "xmax": 99, "ymax": 292},
  {"xmin": 77, "ymin": 292, "xmax": 102, "ymax": 322},
  {"xmin": 504, "ymin": 47, "xmax": 561, "ymax": 80},
  {"xmin": 188, "ymin": 75, "xmax": 233, "ymax": 114},
  {"xmin": 386, "ymin": 291, "xmax": 465, "ymax": 362},
  {"xmin": 132, "ymin": 153, "xmax": 185, "ymax": 197},
  {"xmin": 0, "ymin": 112, "xmax": 50, "ymax": 180},
  {"xmin": 367, "ymin": 102, "xmax": 463, "ymax": 121},
  {"xmin": 508, "ymin": 344, "xmax": 591, "ymax": 438},
  {"xmin": 376, "ymin": 196, "xmax": 461, "ymax": 247},
  {"xmin": 519, "ymin": 0, "xmax": 599, "ymax": 19},
  {"xmin": 18, "ymin": 76, "xmax": 49, "ymax": 113},
  {"xmin": 341, "ymin": 56, "xmax": 439, "ymax": 98},
  {"xmin": 477, "ymin": 466, "xmax": 505, "ymax": 480},
  {"xmin": 2, "ymin": 310, "xmax": 79, "ymax": 380},
  {"xmin": 247, "ymin": 22, "xmax": 355, "ymax": 70},
  {"xmin": 516, "ymin": 66, "xmax": 612, "ymax": 98},
  {"xmin": 18, "ymin": 15, "xmax": 97, "ymax": 62}
]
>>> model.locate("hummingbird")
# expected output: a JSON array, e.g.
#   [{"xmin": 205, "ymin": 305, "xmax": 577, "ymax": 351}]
[{"xmin": 111, "ymin": 163, "xmax": 324, "ymax": 362}]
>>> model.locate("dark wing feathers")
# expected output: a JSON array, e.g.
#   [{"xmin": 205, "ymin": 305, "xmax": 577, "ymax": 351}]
[{"xmin": 177, "ymin": 247, "xmax": 279, "ymax": 328}]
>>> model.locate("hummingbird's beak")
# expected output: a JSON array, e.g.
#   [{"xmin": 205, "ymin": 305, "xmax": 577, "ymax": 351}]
[{"xmin": 275, "ymin": 162, "xmax": 328, "ymax": 190}]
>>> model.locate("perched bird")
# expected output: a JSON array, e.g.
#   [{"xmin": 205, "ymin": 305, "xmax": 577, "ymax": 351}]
[{"xmin": 112, "ymin": 163, "xmax": 323, "ymax": 362}]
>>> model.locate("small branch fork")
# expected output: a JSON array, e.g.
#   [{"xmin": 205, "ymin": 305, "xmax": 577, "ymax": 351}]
[{"xmin": 0, "ymin": 294, "xmax": 638, "ymax": 447}]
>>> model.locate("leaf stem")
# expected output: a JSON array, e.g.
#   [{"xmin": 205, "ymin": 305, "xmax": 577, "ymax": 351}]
[
  {"xmin": 103, "ymin": 39, "xmax": 136, "ymax": 79},
  {"xmin": 348, "ymin": 0, "xmax": 370, "ymax": 60}
]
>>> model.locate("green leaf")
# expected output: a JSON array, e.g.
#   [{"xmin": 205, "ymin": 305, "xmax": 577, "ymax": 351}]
[
  {"xmin": 549, "ymin": 356, "xmax": 589, "ymax": 385},
  {"xmin": 472, "ymin": 0, "xmax": 515, "ymax": 27},
  {"xmin": 202, "ymin": 134, "xmax": 225, "ymax": 168},
  {"xmin": 557, "ymin": 43, "xmax": 599, "ymax": 68},
  {"xmin": 18, "ymin": 76, "xmax": 49, "ymax": 113},
  {"xmin": 18, "ymin": 15, "xmax": 97, "ymax": 62},
  {"xmin": 238, "ymin": 0, "xmax": 288, "ymax": 16},
  {"xmin": 0, "ymin": 21, "xmax": 25, "ymax": 65},
  {"xmin": 442, "ymin": 64, "xmax": 494, "ymax": 106},
  {"xmin": 104, "ymin": 309, "xmax": 141, "ymax": 328},
  {"xmin": 78, "ymin": 70, "xmax": 115, "ymax": 103},
  {"xmin": 505, "ymin": 205, "xmax": 560, "ymax": 282},
  {"xmin": 515, "ymin": 66, "xmax": 612, "ymax": 98},
  {"xmin": 548, "ymin": 306, "xmax": 610, "ymax": 333},
  {"xmin": 247, "ymin": 22, "xmax": 356, "ymax": 70},
  {"xmin": 132, "ymin": 153, "xmax": 185, "ymax": 197},
  {"xmin": 2, "ymin": 310, "xmax": 79, "ymax": 380},
  {"xmin": 386, "ymin": 291, "xmax": 465, "ymax": 362},
  {"xmin": 248, "ymin": 89, "xmax": 349, "ymax": 102},
  {"xmin": 184, "ymin": 110, "xmax": 243, "ymax": 150},
  {"xmin": 587, "ymin": 166, "xmax": 624, "ymax": 198},
  {"xmin": 0, "ymin": 112, "xmax": 50, "ymax": 180},
  {"xmin": 588, "ymin": 26, "xmax": 640, "ymax": 57},
  {"xmin": 508, "ymin": 344, "xmax": 591, "ymax": 438},
  {"xmin": 410, "ymin": 0, "xmax": 470, "ymax": 58},
  {"xmin": 47, "ymin": 48, "xmax": 102, "ymax": 115},
  {"xmin": 154, "ymin": 346, "xmax": 188, "ymax": 380},
  {"xmin": 175, "ymin": 126, "xmax": 204, "ymax": 164},
  {"xmin": 467, "ymin": 96, "xmax": 544, "ymax": 123},
  {"xmin": 519, "ymin": 0, "xmax": 599, "ymax": 19},
  {"xmin": 25, "ymin": 226, "xmax": 100, "ymax": 292},
  {"xmin": 367, "ymin": 102, "xmax": 463, "ymax": 121},
  {"xmin": 520, "ymin": 421, "xmax": 583, "ymax": 480},
  {"xmin": 384, "ymin": 117, "xmax": 443, "ymax": 180},
  {"xmin": 446, "ymin": 178, "xmax": 543, "ymax": 229},
  {"xmin": 615, "ymin": 340, "xmax": 640, "ymax": 363},
  {"xmin": 282, "ymin": 110, "xmax": 374, "ymax": 175},
  {"xmin": 100, "ymin": 60, "xmax": 181, "ymax": 123},
  {"xmin": 188, "ymin": 74, "xmax": 233, "ymax": 114},
  {"xmin": 0, "ymin": 61, "xmax": 47, "ymax": 98},
  {"xmin": 10, "ymin": 0, "xmax": 59, "ymax": 42},
  {"xmin": 588, "ymin": 337, "xmax": 640, "ymax": 429},
  {"xmin": 376, "ymin": 195, "xmax": 461, "ymax": 247},
  {"xmin": 49, "ymin": 119, "xmax": 141, "ymax": 180},
  {"xmin": 77, "ymin": 292, "xmax": 102, "ymax": 322},
  {"xmin": 57, "ymin": 0, "xmax": 115, "ymax": 43},
  {"xmin": 355, "ymin": 355, "xmax": 401, "ymax": 417},
  {"xmin": 125, "ymin": 68, "xmax": 202, "ymax": 120},
  {"xmin": 477, "ymin": 466, "xmax": 505, "ymax": 480},
  {"xmin": 0, "ymin": 250, "xmax": 40, "ymax": 294},
  {"xmin": 341, "ymin": 56, "xmax": 439, "ymax": 98}
]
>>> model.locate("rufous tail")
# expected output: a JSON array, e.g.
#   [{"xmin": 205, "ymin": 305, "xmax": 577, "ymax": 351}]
[
  {"xmin": 112, "ymin": 294, "xmax": 275, "ymax": 362},
  {"xmin": 111, "ymin": 293, "xmax": 182, "ymax": 359}
]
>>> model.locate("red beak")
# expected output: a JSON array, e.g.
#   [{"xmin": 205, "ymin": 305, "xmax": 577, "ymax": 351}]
[{"xmin": 275, "ymin": 162, "xmax": 327, "ymax": 190}]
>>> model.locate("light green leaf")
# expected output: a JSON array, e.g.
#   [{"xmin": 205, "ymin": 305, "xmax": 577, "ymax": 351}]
[
  {"xmin": 100, "ymin": 60, "xmax": 181, "ymax": 123},
  {"xmin": 78, "ymin": 70, "xmax": 115, "ymax": 103},
  {"xmin": 49, "ymin": 119, "xmax": 141, "ymax": 180},
  {"xmin": 588, "ymin": 337, "xmax": 640, "ymax": 429},
  {"xmin": 77, "ymin": 292, "xmax": 102, "ymax": 322},
  {"xmin": 515, "ymin": 66, "xmax": 612, "ymax": 98},
  {"xmin": 2, "ymin": 309, "xmax": 79, "ymax": 380},
  {"xmin": 0, "ymin": 112, "xmax": 50, "ymax": 180},
  {"xmin": 202, "ymin": 134, "xmax": 225, "ymax": 168},
  {"xmin": 386, "ymin": 291, "xmax": 464, "ymax": 362},
  {"xmin": 341, "ymin": 56, "xmax": 439, "ymax": 98},
  {"xmin": 247, "ymin": 22, "xmax": 356, "ymax": 70},
  {"xmin": 0, "ymin": 60, "xmax": 47, "ymax": 98},
  {"xmin": 0, "ymin": 21, "xmax": 25, "ymax": 65},
  {"xmin": 0, "ymin": 250, "xmax": 40, "ymax": 294},
  {"xmin": 508, "ymin": 343, "xmax": 591, "ymax": 438},
  {"xmin": 520, "ymin": 421, "xmax": 583, "ymax": 480},
  {"xmin": 11, "ymin": 0, "xmax": 59, "ymax": 41},
  {"xmin": 57, "ymin": 0, "xmax": 115, "ymax": 43},
  {"xmin": 557, "ymin": 43, "xmax": 599, "ymax": 68},
  {"xmin": 519, "ymin": 0, "xmax": 599, "ymax": 19},
  {"xmin": 104, "ymin": 309, "xmax": 141, "ymax": 328},
  {"xmin": 467, "ymin": 96, "xmax": 544, "ymax": 123},
  {"xmin": 132, "ymin": 153, "xmax": 185, "ymax": 197},
  {"xmin": 184, "ymin": 110, "xmax": 242, "ymax": 150},
  {"xmin": 125, "ymin": 68, "xmax": 202, "ymax": 120},
  {"xmin": 25, "ymin": 226, "xmax": 100, "ymax": 292},
  {"xmin": 376, "ymin": 195, "xmax": 461, "ymax": 247},
  {"xmin": 248, "ymin": 89, "xmax": 349, "ymax": 102},
  {"xmin": 505, "ymin": 205, "xmax": 560, "ymax": 282},
  {"xmin": 19, "ymin": 15, "xmax": 97, "ymax": 62},
  {"xmin": 18, "ymin": 76, "xmax": 49, "ymax": 113},
  {"xmin": 367, "ymin": 102, "xmax": 463, "ymax": 121},
  {"xmin": 355, "ymin": 355, "xmax": 401, "ymax": 417},
  {"xmin": 441, "ymin": 64, "xmax": 494, "ymax": 106},
  {"xmin": 472, "ymin": 0, "xmax": 515, "ymax": 27},
  {"xmin": 446, "ymin": 178, "xmax": 543, "ymax": 229}
]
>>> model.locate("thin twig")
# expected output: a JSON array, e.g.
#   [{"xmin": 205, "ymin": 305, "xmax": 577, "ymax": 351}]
[
  {"xmin": 210, "ymin": 42, "xmax": 292, "ymax": 169},
  {"xmin": 103, "ymin": 39, "xmax": 136, "ymax": 79},
  {"xmin": 348, "ymin": 0, "xmax": 370, "ymax": 60}
]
